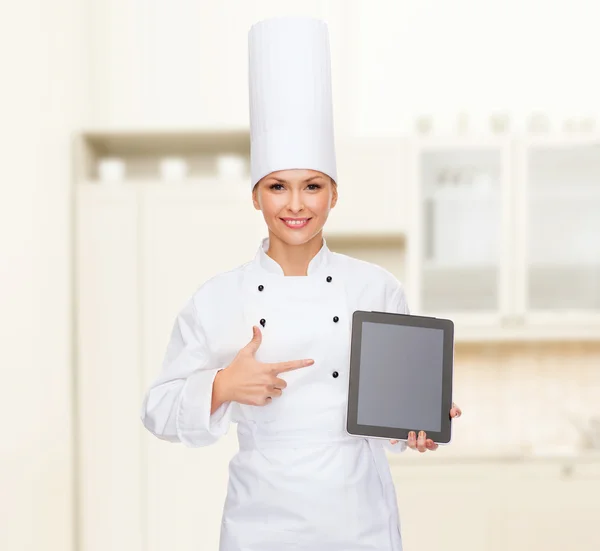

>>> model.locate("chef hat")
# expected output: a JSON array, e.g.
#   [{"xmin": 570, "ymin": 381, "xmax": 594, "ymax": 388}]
[{"xmin": 248, "ymin": 16, "xmax": 337, "ymax": 190}]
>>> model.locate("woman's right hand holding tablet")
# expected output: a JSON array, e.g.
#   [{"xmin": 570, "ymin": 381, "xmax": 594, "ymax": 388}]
[{"xmin": 212, "ymin": 325, "xmax": 314, "ymax": 410}]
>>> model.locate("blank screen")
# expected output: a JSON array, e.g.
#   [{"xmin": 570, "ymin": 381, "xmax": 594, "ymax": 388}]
[{"xmin": 356, "ymin": 322, "xmax": 444, "ymax": 432}]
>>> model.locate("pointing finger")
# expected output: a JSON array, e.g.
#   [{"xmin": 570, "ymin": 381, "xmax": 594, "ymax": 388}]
[{"xmin": 270, "ymin": 359, "xmax": 314, "ymax": 374}]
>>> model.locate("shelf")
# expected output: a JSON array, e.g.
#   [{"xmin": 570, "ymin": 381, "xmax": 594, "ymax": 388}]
[
  {"xmin": 452, "ymin": 323, "xmax": 600, "ymax": 343},
  {"xmin": 521, "ymin": 134, "xmax": 600, "ymax": 148},
  {"xmin": 81, "ymin": 128, "xmax": 250, "ymax": 155},
  {"xmin": 76, "ymin": 129, "xmax": 251, "ymax": 184},
  {"xmin": 401, "ymin": 309, "xmax": 600, "ymax": 342}
]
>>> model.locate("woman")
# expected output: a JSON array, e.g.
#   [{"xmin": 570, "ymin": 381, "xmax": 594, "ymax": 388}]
[{"xmin": 140, "ymin": 16, "xmax": 461, "ymax": 551}]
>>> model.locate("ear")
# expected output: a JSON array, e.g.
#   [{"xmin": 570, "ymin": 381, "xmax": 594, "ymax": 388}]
[
  {"xmin": 329, "ymin": 180, "xmax": 338, "ymax": 209},
  {"xmin": 252, "ymin": 185, "xmax": 261, "ymax": 210}
]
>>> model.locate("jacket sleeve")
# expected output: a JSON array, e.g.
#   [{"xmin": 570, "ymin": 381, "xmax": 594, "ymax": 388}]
[
  {"xmin": 140, "ymin": 295, "xmax": 233, "ymax": 448},
  {"xmin": 380, "ymin": 279, "xmax": 410, "ymax": 454}
]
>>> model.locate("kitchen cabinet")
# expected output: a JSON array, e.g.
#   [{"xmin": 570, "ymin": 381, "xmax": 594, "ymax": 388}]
[
  {"xmin": 514, "ymin": 137, "xmax": 600, "ymax": 325},
  {"xmin": 74, "ymin": 129, "xmax": 600, "ymax": 549},
  {"xmin": 139, "ymin": 186, "xmax": 263, "ymax": 551},
  {"xmin": 75, "ymin": 186, "xmax": 144, "ymax": 551},
  {"xmin": 390, "ymin": 456, "xmax": 600, "ymax": 551},
  {"xmin": 75, "ymin": 131, "xmax": 266, "ymax": 551},
  {"xmin": 76, "ymin": 182, "xmax": 263, "ymax": 551},
  {"xmin": 407, "ymin": 136, "xmax": 600, "ymax": 341},
  {"xmin": 406, "ymin": 137, "xmax": 511, "ymax": 319}
]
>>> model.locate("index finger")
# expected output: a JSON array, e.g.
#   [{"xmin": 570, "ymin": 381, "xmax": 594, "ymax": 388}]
[{"xmin": 268, "ymin": 359, "xmax": 314, "ymax": 374}]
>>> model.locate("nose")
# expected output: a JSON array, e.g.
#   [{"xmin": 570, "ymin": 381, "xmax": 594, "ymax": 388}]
[{"xmin": 287, "ymin": 189, "xmax": 304, "ymax": 213}]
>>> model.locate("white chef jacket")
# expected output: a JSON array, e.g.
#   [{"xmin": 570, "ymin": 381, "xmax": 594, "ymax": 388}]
[{"xmin": 141, "ymin": 236, "xmax": 411, "ymax": 551}]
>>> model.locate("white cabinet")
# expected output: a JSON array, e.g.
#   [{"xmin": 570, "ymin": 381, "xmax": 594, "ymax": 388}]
[
  {"xmin": 75, "ymin": 182, "xmax": 264, "ymax": 551},
  {"xmin": 515, "ymin": 137, "xmax": 600, "ymax": 325},
  {"xmin": 139, "ymin": 186, "xmax": 263, "ymax": 551},
  {"xmin": 407, "ymin": 136, "xmax": 600, "ymax": 341},
  {"xmin": 391, "ymin": 457, "xmax": 600, "ymax": 551},
  {"xmin": 75, "ymin": 186, "xmax": 144, "ymax": 551},
  {"xmin": 407, "ymin": 138, "xmax": 511, "ymax": 321}
]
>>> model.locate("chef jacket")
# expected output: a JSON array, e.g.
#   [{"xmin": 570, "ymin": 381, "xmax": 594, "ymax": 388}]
[{"xmin": 141, "ymin": 236, "xmax": 411, "ymax": 551}]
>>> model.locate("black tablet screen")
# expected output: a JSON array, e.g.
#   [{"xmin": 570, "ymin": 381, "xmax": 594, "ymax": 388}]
[{"xmin": 357, "ymin": 321, "xmax": 444, "ymax": 432}]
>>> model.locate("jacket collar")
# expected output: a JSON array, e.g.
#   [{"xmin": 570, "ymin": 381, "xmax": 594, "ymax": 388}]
[{"xmin": 254, "ymin": 236, "xmax": 332, "ymax": 277}]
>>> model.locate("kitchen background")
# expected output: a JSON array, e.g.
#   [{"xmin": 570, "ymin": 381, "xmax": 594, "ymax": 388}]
[{"xmin": 2, "ymin": 1, "xmax": 599, "ymax": 550}]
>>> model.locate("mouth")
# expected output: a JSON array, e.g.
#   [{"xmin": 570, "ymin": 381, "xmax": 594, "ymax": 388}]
[{"xmin": 280, "ymin": 217, "xmax": 311, "ymax": 229}]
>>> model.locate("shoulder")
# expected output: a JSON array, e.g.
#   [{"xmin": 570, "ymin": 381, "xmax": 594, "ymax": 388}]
[
  {"xmin": 331, "ymin": 251, "xmax": 404, "ymax": 292},
  {"xmin": 189, "ymin": 259, "xmax": 252, "ymax": 311}
]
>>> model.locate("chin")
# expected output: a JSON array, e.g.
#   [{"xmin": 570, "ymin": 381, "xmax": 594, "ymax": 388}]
[{"xmin": 271, "ymin": 225, "xmax": 323, "ymax": 246}]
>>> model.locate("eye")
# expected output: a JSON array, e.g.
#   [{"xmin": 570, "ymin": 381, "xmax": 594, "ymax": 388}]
[{"xmin": 267, "ymin": 182, "xmax": 323, "ymax": 190}]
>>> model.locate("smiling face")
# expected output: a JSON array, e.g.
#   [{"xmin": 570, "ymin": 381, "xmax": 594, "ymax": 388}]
[{"xmin": 252, "ymin": 169, "xmax": 338, "ymax": 246}]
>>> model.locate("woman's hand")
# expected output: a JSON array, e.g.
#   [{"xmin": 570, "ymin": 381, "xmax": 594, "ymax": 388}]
[
  {"xmin": 389, "ymin": 402, "xmax": 462, "ymax": 452},
  {"xmin": 214, "ymin": 326, "xmax": 314, "ymax": 408}
]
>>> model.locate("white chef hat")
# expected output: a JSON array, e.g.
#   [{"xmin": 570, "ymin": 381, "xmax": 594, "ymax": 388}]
[{"xmin": 248, "ymin": 16, "xmax": 337, "ymax": 190}]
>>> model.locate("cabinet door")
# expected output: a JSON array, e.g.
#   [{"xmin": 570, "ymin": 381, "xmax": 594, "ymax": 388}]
[
  {"xmin": 515, "ymin": 138, "xmax": 600, "ymax": 328},
  {"xmin": 393, "ymin": 460, "xmax": 600, "ymax": 551},
  {"xmin": 140, "ymin": 187, "xmax": 264, "ymax": 551},
  {"xmin": 488, "ymin": 462, "xmax": 600, "ymax": 551},
  {"xmin": 75, "ymin": 186, "xmax": 144, "ymax": 551},
  {"xmin": 406, "ymin": 139, "xmax": 512, "ymax": 329}
]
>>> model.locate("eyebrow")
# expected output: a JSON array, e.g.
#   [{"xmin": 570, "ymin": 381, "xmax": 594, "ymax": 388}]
[{"xmin": 268, "ymin": 175, "xmax": 325, "ymax": 184}]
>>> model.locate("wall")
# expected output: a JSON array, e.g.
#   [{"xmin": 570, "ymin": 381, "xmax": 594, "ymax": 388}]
[
  {"xmin": 0, "ymin": 1, "xmax": 87, "ymax": 550},
  {"xmin": 86, "ymin": 0, "xmax": 351, "ymax": 131},
  {"xmin": 86, "ymin": 0, "xmax": 600, "ymax": 134}
]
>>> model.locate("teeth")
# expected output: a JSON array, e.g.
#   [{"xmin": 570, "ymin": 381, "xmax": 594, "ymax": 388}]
[{"xmin": 284, "ymin": 219, "xmax": 307, "ymax": 225}]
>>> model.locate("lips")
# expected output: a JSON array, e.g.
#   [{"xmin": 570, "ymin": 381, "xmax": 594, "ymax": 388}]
[{"xmin": 280, "ymin": 217, "xmax": 311, "ymax": 229}]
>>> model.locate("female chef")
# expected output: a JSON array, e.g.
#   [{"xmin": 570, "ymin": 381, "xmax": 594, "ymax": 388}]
[{"xmin": 140, "ymin": 16, "xmax": 461, "ymax": 551}]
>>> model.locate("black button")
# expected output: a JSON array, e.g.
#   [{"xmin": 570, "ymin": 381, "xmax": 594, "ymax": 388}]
[
  {"xmin": 260, "ymin": 318, "xmax": 266, "ymax": 327},
  {"xmin": 258, "ymin": 285, "xmax": 264, "ymax": 291},
  {"xmin": 333, "ymin": 316, "xmax": 339, "ymax": 323},
  {"xmin": 332, "ymin": 371, "xmax": 339, "ymax": 378},
  {"xmin": 326, "ymin": 276, "xmax": 332, "ymax": 282}
]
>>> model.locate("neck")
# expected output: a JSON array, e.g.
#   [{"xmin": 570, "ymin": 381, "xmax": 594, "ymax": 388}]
[{"xmin": 266, "ymin": 231, "xmax": 324, "ymax": 276}]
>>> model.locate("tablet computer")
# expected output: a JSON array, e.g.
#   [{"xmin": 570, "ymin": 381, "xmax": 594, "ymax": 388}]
[{"xmin": 346, "ymin": 310, "xmax": 454, "ymax": 445}]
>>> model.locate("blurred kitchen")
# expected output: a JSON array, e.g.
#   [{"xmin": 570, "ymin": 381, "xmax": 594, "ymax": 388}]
[{"xmin": 2, "ymin": 1, "xmax": 599, "ymax": 550}]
